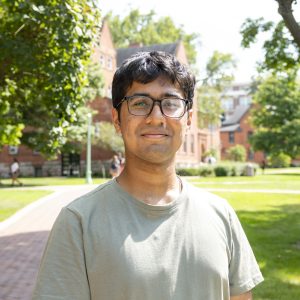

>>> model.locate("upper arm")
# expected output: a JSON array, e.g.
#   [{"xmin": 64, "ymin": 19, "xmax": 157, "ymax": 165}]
[
  {"xmin": 32, "ymin": 208, "xmax": 90, "ymax": 300},
  {"xmin": 230, "ymin": 290, "xmax": 252, "ymax": 300}
]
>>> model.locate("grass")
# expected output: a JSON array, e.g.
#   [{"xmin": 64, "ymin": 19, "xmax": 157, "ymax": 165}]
[
  {"xmin": 189, "ymin": 174, "xmax": 300, "ymax": 191},
  {"xmin": 213, "ymin": 191, "xmax": 300, "ymax": 299},
  {"xmin": 0, "ymin": 190, "xmax": 52, "ymax": 222},
  {"xmin": 0, "ymin": 177, "xmax": 108, "ymax": 187}
]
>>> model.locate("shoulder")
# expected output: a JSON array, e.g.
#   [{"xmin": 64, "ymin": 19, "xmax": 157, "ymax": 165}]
[
  {"xmin": 65, "ymin": 180, "xmax": 117, "ymax": 218},
  {"xmin": 183, "ymin": 180, "xmax": 234, "ymax": 223}
]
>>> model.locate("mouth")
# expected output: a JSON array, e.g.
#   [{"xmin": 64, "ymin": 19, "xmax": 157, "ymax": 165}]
[{"xmin": 141, "ymin": 133, "xmax": 169, "ymax": 139}]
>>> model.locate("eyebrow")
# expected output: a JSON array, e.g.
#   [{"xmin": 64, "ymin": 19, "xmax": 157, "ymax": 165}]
[{"xmin": 130, "ymin": 92, "xmax": 184, "ymax": 98}]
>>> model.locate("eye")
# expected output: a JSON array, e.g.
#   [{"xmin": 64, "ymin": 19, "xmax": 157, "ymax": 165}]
[
  {"xmin": 162, "ymin": 99, "xmax": 182, "ymax": 108},
  {"xmin": 129, "ymin": 97, "xmax": 151, "ymax": 109}
]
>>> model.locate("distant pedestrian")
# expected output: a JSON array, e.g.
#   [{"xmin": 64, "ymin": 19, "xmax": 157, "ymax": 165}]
[
  {"xmin": 10, "ymin": 158, "xmax": 23, "ymax": 186},
  {"xmin": 109, "ymin": 154, "xmax": 120, "ymax": 178},
  {"xmin": 261, "ymin": 159, "xmax": 266, "ymax": 175}
]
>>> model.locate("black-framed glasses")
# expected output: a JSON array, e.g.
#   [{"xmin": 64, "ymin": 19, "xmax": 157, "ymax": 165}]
[{"xmin": 117, "ymin": 95, "xmax": 191, "ymax": 118}]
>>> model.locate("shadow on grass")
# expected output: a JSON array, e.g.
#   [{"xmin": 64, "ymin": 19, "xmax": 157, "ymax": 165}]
[
  {"xmin": 267, "ymin": 173, "xmax": 300, "ymax": 176},
  {"xmin": 237, "ymin": 203, "xmax": 300, "ymax": 299},
  {"xmin": 0, "ymin": 231, "xmax": 50, "ymax": 300},
  {"xmin": 0, "ymin": 184, "xmax": 46, "ymax": 189}
]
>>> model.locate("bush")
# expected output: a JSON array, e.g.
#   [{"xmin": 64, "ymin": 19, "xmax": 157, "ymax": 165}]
[
  {"xmin": 214, "ymin": 166, "xmax": 232, "ymax": 177},
  {"xmin": 176, "ymin": 168, "xmax": 199, "ymax": 176},
  {"xmin": 199, "ymin": 166, "xmax": 214, "ymax": 177},
  {"xmin": 268, "ymin": 153, "xmax": 291, "ymax": 168},
  {"xmin": 176, "ymin": 162, "xmax": 259, "ymax": 177},
  {"xmin": 227, "ymin": 145, "xmax": 247, "ymax": 162}
]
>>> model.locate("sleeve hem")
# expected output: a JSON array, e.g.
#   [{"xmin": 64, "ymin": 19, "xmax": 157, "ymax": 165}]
[{"xmin": 230, "ymin": 273, "xmax": 264, "ymax": 296}]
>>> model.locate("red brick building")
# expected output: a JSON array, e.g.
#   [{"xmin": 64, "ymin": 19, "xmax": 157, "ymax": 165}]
[
  {"xmin": 0, "ymin": 21, "xmax": 219, "ymax": 177},
  {"xmin": 220, "ymin": 105, "xmax": 265, "ymax": 163}
]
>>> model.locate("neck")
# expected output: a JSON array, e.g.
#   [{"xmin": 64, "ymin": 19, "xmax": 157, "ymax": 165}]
[{"xmin": 116, "ymin": 157, "xmax": 181, "ymax": 205}]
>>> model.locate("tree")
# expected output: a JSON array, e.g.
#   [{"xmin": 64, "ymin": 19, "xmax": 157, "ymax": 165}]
[
  {"xmin": 0, "ymin": 0, "xmax": 101, "ymax": 156},
  {"xmin": 62, "ymin": 61, "xmax": 105, "ymax": 154},
  {"xmin": 250, "ymin": 71, "xmax": 300, "ymax": 158},
  {"xmin": 197, "ymin": 51, "xmax": 236, "ymax": 128},
  {"xmin": 240, "ymin": 0, "xmax": 300, "ymax": 72},
  {"xmin": 94, "ymin": 122, "xmax": 124, "ymax": 154},
  {"xmin": 105, "ymin": 9, "xmax": 200, "ymax": 65}
]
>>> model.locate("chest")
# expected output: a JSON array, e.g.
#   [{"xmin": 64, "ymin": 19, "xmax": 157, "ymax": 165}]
[{"xmin": 83, "ymin": 204, "xmax": 231, "ymax": 298}]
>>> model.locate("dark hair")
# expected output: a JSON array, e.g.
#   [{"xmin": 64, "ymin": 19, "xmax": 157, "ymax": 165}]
[{"xmin": 112, "ymin": 51, "xmax": 196, "ymax": 112}]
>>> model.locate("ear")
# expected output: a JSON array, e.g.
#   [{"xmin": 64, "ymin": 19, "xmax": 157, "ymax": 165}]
[
  {"xmin": 187, "ymin": 109, "xmax": 193, "ymax": 127},
  {"xmin": 112, "ymin": 108, "xmax": 121, "ymax": 133}
]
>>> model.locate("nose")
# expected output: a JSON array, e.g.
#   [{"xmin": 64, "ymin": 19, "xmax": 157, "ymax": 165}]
[{"xmin": 146, "ymin": 101, "xmax": 165, "ymax": 123}]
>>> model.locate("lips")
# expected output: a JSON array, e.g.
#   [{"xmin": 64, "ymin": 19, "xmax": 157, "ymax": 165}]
[{"xmin": 141, "ymin": 131, "xmax": 169, "ymax": 138}]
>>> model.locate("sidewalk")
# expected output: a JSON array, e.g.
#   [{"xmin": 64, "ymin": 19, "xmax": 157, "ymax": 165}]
[{"xmin": 0, "ymin": 184, "xmax": 98, "ymax": 300}]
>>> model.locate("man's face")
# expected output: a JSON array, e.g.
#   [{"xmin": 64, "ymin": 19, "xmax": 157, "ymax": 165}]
[{"xmin": 112, "ymin": 76, "xmax": 192, "ymax": 165}]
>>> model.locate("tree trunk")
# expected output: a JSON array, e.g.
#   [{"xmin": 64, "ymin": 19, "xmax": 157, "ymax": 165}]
[{"xmin": 276, "ymin": 0, "xmax": 300, "ymax": 49}]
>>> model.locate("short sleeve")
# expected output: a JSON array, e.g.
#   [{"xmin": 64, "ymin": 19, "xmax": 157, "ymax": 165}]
[
  {"xmin": 32, "ymin": 208, "xmax": 90, "ymax": 300},
  {"xmin": 228, "ymin": 205, "xmax": 264, "ymax": 296}
]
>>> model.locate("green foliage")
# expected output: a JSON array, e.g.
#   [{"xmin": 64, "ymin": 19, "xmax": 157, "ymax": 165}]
[
  {"xmin": 203, "ymin": 51, "xmax": 237, "ymax": 91},
  {"xmin": 197, "ymin": 51, "xmax": 236, "ymax": 128},
  {"xmin": 0, "ymin": 0, "xmax": 102, "ymax": 156},
  {"xmin": 240, "ymin": 15, "xmax": 300, "ymax": 72},
  {"xmin": 106, "ymin": 9, "xmax": 200, "ymax": 65},
  {"xmin": 176, "ymin": 162, "xmax": 257, "ymax": 177},
  {"xmin": 94, "ymin": 122, "xmax": 124, "ymax": 153},
  {"xmin": 214, "ymin": 165, "xmax": 231, "ymax": 177},
  {"xmin": 227, "ymin": 144, "xmax": 247, "ymax": 162},
  {"xmin": 268, "ymin": 153, "xmax": 292, "ymax": 168},
  {"xmin": 250, "ymin": 71, "xmax": 300, "ymax": 158}
]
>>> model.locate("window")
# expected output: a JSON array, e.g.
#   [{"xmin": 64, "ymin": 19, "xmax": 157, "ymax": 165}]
[
  {"xmin": 183, "ymin": 135, "xmax": 187, "ymax": 152},
  {"xmin": 248, "ymin": 150, "xmax": 254, "ymax": 160},
  {"xmin": 229, "ymin": 132, "xmax": 235, "ymax": 144},
  {"xmin": 239, "ymin": 96, "xmax": 251, "ymax": 106},
  {"xmin": 247, "ymin": 131, "xmax": 253, "ymax": 140},
  {"xmin": 100, "ymin": 54, "xmax": 105, "ymax": 67},
  {"xmin": 107, "ymin": 56, "xmax": 113, "ymax": 70},
  {"xmin": 107, "ymin": 85, "xmax": 112, "ymax": 98},
  {"xmin": 190, "ymin": 134, "xmax": 194, "ymax": 153},
  {"xmin": 33, "ymin": 149, "xmax": 40, "ymax": 155},
  {"xmin": 8, "ymin": 146, "xmax": 19, "ymax": 155}
]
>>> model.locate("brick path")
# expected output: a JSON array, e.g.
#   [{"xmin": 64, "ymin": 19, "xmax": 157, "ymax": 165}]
[{"xmin": 0, "ymin": 185, "xmax": 97, "ymax": 300}]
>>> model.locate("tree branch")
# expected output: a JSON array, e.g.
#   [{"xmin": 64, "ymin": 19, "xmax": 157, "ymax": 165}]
[{"xmin": 276, "ymin": 0, "xmax": 300, "ymax": 48}]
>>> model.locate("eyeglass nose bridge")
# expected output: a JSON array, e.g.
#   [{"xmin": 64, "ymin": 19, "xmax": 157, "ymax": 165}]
[{"xmin": 146, "ymin": 99, "xmax": 165, "ymax": 117}]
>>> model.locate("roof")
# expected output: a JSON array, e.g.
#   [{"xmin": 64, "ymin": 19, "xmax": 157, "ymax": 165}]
[
  {"xmin": 221, "ymin": 105, "xmax": 251, "ymax": 126},
  {"xmin": 220, "ymin": 124, "xmax": 240, "ymax": 132},
  {"xmin": 117, "ymin": 43, "xmax": 179, "ymax": 67}
]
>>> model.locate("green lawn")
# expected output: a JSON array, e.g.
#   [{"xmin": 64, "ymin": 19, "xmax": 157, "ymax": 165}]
[
  {"xmin": 189, "ymin": 174, "xmax": 300, "ymax": 191},
  {"xmin": 0, "ymin": 177, "xmax": 108, "ymax": 187},
  {"xmin": 0, "ymin": 190, "xmax": 52, "ymax": 221},
  {"xmin": 214, "ymin": 191, "xmax": 300, "ymax": 299}
]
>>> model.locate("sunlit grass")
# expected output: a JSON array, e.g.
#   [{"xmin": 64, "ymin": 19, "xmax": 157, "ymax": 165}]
[
  {"xmin": 214, "ymin": 191, "xmax": 300, "ymax": 299},
  {"xmin": 0, "ymin": 177, "xmax": 108, "ymax": 187},
  {"xmin": 0, "ymin": 190, "xmax": 52, "ymax": 221}
]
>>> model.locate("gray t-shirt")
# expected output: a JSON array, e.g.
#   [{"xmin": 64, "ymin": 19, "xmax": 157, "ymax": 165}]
[{"xmin": 33, "ymin": 178, "xmax": 263, "ymax": 300}]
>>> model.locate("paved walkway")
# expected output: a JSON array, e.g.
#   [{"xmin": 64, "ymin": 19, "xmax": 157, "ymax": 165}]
[
  {"xmin": 0, "ymin": 184, "xmax": 299, "ymax": 300},
  {"xmin": 0, "ymin": 185, "xmax": 98, "ymax": 300}
]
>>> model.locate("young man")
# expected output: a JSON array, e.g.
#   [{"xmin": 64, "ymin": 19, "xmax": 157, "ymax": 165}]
[{"xmin": 33, "ymin": 51, "xmax": 263, "ymax": 300}]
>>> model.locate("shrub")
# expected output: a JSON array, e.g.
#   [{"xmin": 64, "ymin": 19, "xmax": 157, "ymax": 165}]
[
  {"xmin": 176, "ymin": 168, "xmax": 199, "ymax": 176},
  {"xmin": 199, "ymin": 166, "xmax": 214, "ymax": 177},
  {"xmin": 214, "ymin": 166, "xmax": 231, "ymax": 177},
  {"xmin": 268, "ymin": 153, "xmax": 291, "ymax": 168},
  {"xmin": 227, "ymin": 145, "xmax": 247, "ymax": 162}
]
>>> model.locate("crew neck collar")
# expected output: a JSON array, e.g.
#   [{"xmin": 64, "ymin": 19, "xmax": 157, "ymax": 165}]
[{"xmin": 112, "ymin": 176, "xmax": 187, "ymax": 216}]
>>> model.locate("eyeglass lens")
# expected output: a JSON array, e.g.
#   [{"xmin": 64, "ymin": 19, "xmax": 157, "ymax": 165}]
[{"xmin": 127, "ymin": 96, "xmax": 186, "ymax": 117}]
